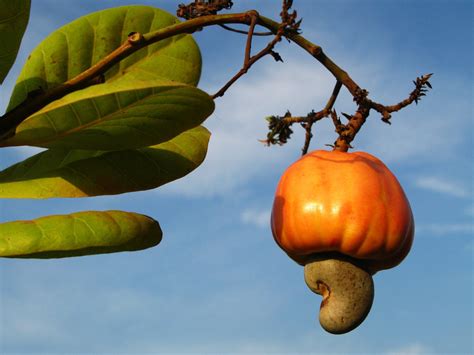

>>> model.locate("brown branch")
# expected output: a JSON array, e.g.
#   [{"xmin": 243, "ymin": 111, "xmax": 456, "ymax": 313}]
[
  {"xmin": 324, "ymin": 81, "xmax": 343, "ymax": 112},
  {"xmin": 0, "ymin": 10, "xmax": 349, "ymax": 140},
  {"xmin": 0, "ymin": 7, "xmax": 431, "ymax": 151},
  {"xmin": 212, "ymin": 12, "xmax": 286, "ymax": 99},
  {"xmin": 212, "ymin": 1, "xmax": 303, "ymax": 99},
  {"xmin": 328, "ymin": 88, "xmax": 370, "ymax": 152},
  {"xmin": 262, "ymin": 80, "xmax": 343, "ymax": 153},
  {"xmin": 300, "ymin": 81, "xmax": 342, "ymax": 155},
  {"xmin": 257, "ymin": 16, "xmax": 360, "ymax": 97},
  {"xmin": 0, "ymin": 12, "xmax": 259, "ymax": 140},
  {"xmin": 332, "ymin": 104, "xmax": 371, "ymax": 152},
  {"xmin": 301, "ymin": 120, "xmax": 314, "ymax": 155},
  {"xmin": 244, "ymin": 13, "xmax": 258, "ymax": 66},
  {"xmin": 369, "ymin": 73, "xmax": 433, "ymax": 124}
]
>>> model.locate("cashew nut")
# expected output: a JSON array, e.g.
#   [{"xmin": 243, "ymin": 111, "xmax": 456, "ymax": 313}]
[{"xmin": 304, "ymin": 255, "xmax": 374, "ymax": 334}]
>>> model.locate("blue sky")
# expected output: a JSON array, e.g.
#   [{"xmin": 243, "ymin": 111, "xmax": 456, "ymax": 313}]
[{"xmin": 0, "ymin": 1, "xmax": 472, "ymax": 354}]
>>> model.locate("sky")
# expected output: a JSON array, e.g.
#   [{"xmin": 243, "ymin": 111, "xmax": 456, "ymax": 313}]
[{"xmin": 0, "ymin": 0, "xmax": 473, "ymax": 354}]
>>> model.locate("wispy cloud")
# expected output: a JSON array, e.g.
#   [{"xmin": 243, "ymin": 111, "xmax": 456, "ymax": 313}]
[
  {"xmin": 416, "ymin": 223, "xmax": 473, "ymax": 236},
  {"xmin": 414, "ymin": 176, "xmax": 470, "ymax": 198},
  {"xmin": 159, "ymin": 58, "xmax": 335, "ymax": 197},
  {"xmin": 385, "ymin": 343, "xmax": 433, "ymax": 355},
  {"xmin": 241, "ymin": 208, "xmax": 271, "ymax": 228}
]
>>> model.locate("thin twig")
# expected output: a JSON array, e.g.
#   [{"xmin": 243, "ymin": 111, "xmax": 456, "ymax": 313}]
[
  {"xmin": 324, "ymin": 81, "xmax": 342, "ymax": 111},
  {"xmin": 244, "ymin": 14, "xmax": 258, "ymax": 66},
  {"xmin": 263, "ymin": 80, "xmax": 343, "ymax": 153},
  {"xmin": 212, "ymin": 0, "xmax": 304, "ymax": 99},
  {"xmin": 212, "ymin": 14, "xmax": 286, "ymax": 99},
  {"xmin": 301, "ymin": 120, "xmax": 314, "ymax": 155},
  {"xmin": 218, "ymin": 24, "xmax": 273, "ymax": 36},
  {"xmin": 258, "ymin": 16, "xmax": 360, "ymax": 96},
  {"xmin": 300, "ymin": 81, "xmax": 342, "ymax": 154},
  {"xmin": 369, "ymin": 73, "xmax": 433, "ymax": 123}
]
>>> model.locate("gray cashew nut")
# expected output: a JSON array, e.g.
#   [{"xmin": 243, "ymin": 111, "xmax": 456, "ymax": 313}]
[{"xmin": 304, "ymin": 256, "xmax": 374, "ymax": 334}]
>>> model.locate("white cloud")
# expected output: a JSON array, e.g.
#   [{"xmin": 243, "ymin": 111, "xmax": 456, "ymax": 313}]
[
  {"xmin": 358, "ymin": 112, "xmax": 459, "ymax": 163},
  {"xmin": 159, "ymin": 59, "xmax": 335, "ymax": 197},
  {"xmin": 414, "ymin": 176, "xmax": 470, "ymax": 198},
  {"xmin": 241, "ymin": 208, "xmax": 271, "ymax": 228},
  {"xmin": 385, "ymin": 343, "xmax": 433, "ymax": 355},
  {"xmin": 416, "ymin": 223, "xmax": 474, "ymax": 236}
]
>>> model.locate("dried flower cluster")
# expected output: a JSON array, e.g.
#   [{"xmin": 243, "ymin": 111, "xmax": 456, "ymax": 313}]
[{"xmin": 177, "ymin": 0, "xmax": 233, "ymax": 20}]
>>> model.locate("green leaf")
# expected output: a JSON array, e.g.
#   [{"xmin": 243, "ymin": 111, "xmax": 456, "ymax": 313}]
[
  {"xmin": 0, "ymin": 126, "xmax": 210, "ymax": 198},
  {"xmin": 0, "ymin": 77, "xmax": 214, "ymax": 150},
  {"xmin": 0, "ymin": 0, "xmax": 31, "ymax": 84},
  {"xmin": 0, "ymin": 210, "xmax": 162, "ymax": 258},
  {"xmin": 7, "ymin": 5, "xmax": 201, "ymax": 111},
  {"xmin": 2, "ymin": 5, "xmax": 212, "ymax": 150}
]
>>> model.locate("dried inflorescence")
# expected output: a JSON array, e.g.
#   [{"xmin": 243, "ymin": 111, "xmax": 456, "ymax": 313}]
[
  {"xmin": 177, "ymin": 0, "xmax": 233, "ymax": 20},
  {"xmin": 279, "ymin": 0, "xmax": 302, "ymax": 35},
  {"xmin": 411, "ymin": 73, "xmax": 433, "ymax": 105},
  {"xmin": 263, "ymin": 74, "xmax": 433, "ymax": 154},
  {"xmin": 261, "ymin": 112, "xmax": 295, "ymax": 146}
]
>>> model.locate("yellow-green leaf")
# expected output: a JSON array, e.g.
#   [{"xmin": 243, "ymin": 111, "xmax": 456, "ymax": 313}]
[
  {"xmin": 7, "ymin": 5, "xmax": 201, "ymax": 111},
  {"xmin": 0, "ymin": 126, "xmax": 210, "ymax": 198},
  {"xmin": 2, "ymin": 6, "xmax": 213, "ymax": 150},
  {"xmin": 0, "ymin": 210, "xmax": 162, "ymax": 258},
  {"xmin": 0, "ymin": 0, "xmax": 31, "ymax": 84},
  {"xmin": 0, "ymin": 77, "xmax": 214, "ymax": 150}
]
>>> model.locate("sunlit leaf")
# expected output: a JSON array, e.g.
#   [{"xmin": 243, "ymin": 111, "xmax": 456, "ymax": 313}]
[
  {"xmin": 0, "ymin": 210, "xmax": 162, "ymax": 258},
  {"xmin": 0, "ymin": 126, "xmax": 210, "ymax": 198},
  {"xmin": 0, "ymin": 0, "xmax": 31, "ymax": 84},
  {"xmin": 7, "ymin": 5, "xmax": 201, "ymax": 111},
  {"xmin": 0, "ymin": 77, "xmax": 214, "ymax": 150}
]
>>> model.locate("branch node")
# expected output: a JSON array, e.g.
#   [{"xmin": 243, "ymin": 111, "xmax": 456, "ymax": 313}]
[
  {"xmin": 127, "ymin": 32, "xmax": 145, "ymax": 45},
  {"xmin": 353, "ymin": 88, "xmax": 369, "ymax": 105}
]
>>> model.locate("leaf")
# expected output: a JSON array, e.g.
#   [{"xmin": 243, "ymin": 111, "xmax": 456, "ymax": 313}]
[
  {"xmin": 0, "ymin": 77, "xmax": 214, "ymax": 150},
  {"xmin": 2, "ymin": 6, "xmax": 212, "ymax": 150},
  {"xmin": 7, "ymin": 5, "xmax": 201, "ymax": 111},
  {"xmin": 0, "ymin": 126, "xmax": 210, "ymax": 198},
  {"xmin": 0, "ymin": 0, "xmax": 31, "ymax": 84},
  {"xmin": 0, "ymin": 210, "xmax": 162, "ymax": 258}
]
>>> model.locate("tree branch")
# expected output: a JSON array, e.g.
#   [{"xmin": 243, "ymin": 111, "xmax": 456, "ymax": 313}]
[
  {"xmin": 300, "ymin": 81, "xmax": 342, "ymax": 155},
  {"xmin": 369, "ymin": 73, "xmax": 433, "ymax": 124},
  {"xmin": 0, "ymin": 10, "xmax": 356, "ymax": 139},
  {"xmin": 257, "ymin": 16, "xmax": 361, "ymax": 96},
  {"xmin": 262, "ymin": 80, "xmax": 343, "ymax": 154},
  {"xmin": 212, "ymin": 12, "xmax": 285, "ymax": 99},
  {"xmin": 0, "ymin": 12, "xmax": 258, "ymax": 140},
  {"xmin": 332, "ymin": 103, "xmax": 371, "ymax": 152},
  {"xmin": 0, "ymin": 7, "xmax": 432, "ymax": 152}
]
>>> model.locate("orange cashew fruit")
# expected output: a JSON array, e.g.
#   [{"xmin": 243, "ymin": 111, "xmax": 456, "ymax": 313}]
[{"xmin": 271, "ymin": 150, "xmax": 414, "ymax": 334}]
